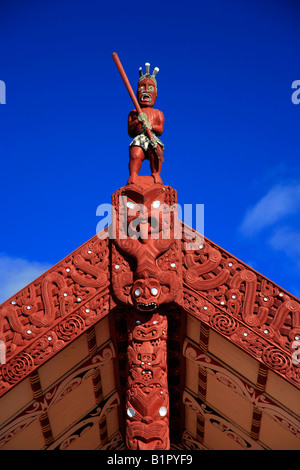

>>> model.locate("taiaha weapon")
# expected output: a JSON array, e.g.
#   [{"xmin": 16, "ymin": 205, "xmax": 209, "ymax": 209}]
[{"xmin": 112, "ymin": 52, "xmax": 164, "ymax": 162}]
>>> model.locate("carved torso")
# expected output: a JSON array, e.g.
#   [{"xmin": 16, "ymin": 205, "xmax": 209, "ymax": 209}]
[{"xmin": 128, "ymin": 108, "xmax": 164, "ymax": 138}]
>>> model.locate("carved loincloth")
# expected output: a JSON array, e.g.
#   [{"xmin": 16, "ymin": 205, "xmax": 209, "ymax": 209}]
[{"xmin": 129, "ymin": 132, "xmax": 164, "ymax": 158}]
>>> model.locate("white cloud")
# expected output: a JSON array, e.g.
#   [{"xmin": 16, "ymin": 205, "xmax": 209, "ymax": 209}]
[
  {"xmin": 0, "ymin": 254, "xmax": 51, "ymax": 304},
  {"xmin": 269, "ymin": 226, "xmax": 300, "ymax": 259},
  {"xmin": 245, "ymin": 260, "xmax": 258, "ymax": 270},
  {"xmin": 240, "ymin": 184, "xmax": 300, "ymax": 236}
]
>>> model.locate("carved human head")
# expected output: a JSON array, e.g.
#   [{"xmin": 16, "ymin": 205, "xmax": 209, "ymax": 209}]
[
  {"xmin": 137, "ymin": 62, "xmax": 159, "ymax": 107},
  {"xmin": 131, "ymin": 278, "xmax": 161, "ymax": 312}
]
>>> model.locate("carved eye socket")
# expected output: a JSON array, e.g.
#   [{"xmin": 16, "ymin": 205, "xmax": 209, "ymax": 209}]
[
  {"xmin": 152, "ymin": 200, "xmax": 161, "ymax": 208},
  {"xmin": 149, "ymin": 85, "xmax": 154, "ymax": 91},
  {"xmin": 159, "ymin": 406, "xmax": 167, "ymax": 417},
  {"xmin": 127, "ymin": 408, "xmax": 135, "ymax": 418},
  {"xmin": 151, "ymin": 287, "xmax": 158, "ymax": 296},
  {"xmin": 135, "ymin": 288, "xmax": 142, "ymax": 297},
  {"xmin": 127, "ymin": 201, "xmax": 135, "ymax": 209}
]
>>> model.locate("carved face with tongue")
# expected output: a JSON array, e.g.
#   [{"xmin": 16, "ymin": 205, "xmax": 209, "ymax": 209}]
[
  {"xmin": 137, "ymin": 77, "xmax": 157, "ymax": 107},
  {"xmin": 132, "ymin": 278, "xmax": 160, "ymax": 312}
]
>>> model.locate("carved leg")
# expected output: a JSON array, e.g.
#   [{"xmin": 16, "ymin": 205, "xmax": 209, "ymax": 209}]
[
  {"xmin": 128, "ymin": 146, "xmax": 145, "ymax": 184},
  {"xmin": 149, "ymin": 147, "xmax": 163, "ymax": 184},
  {"xmin": 125, "ymin": 310, "xmax": 170, "ymax": 450}
]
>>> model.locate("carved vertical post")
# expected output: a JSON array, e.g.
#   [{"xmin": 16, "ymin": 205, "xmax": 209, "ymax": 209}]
[
  {"xmin": 125, "ymin": 310, "xmax": 169, "ymax": 450},
  {"xmin": 111, "ymin": 178, "xmax": 183, "ymax": 450}
]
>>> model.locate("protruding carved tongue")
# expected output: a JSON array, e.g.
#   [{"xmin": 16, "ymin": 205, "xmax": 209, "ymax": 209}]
[{"xmin": 137, "ymin": 439, "xmax": 161, "ymax": 450}]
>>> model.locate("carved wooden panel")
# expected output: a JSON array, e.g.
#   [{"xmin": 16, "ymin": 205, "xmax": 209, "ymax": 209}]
[
  {"xmin": 1, "ymin": 180, "xmax": 300, "ymax": 450},
  {"xmin": 0, "ymin": 339, "xmax": 117, "ymax": 449},
  {"xmin": 183, "ymin": 337, "xmax": 300, "ymax": 444},
  {"xmin": 182, "ymin": 224, "xmax": 300, "ymax": 388},
  {"xmin": 0, "ymin": 234, "xmax": 110, "ymax": 397}
]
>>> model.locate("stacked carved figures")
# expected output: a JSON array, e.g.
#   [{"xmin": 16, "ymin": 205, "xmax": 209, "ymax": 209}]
[
  {"xmin": 126, "ymin": 309, "xmax": 169, "ymax": 449},
  {"xmin": 111, "ymin": 57, "xmax": 183, "ymax": 449},
  {"xmin": 111, "ymin": 181, "xmax": 183, "ymax": 450}
]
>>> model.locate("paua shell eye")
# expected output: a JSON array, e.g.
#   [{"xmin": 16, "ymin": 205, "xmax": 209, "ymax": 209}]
[
  {"xmin": 151, "ymin": 287, "xmax": 158, "ymax": 296},
  {"xmin": 127, "ymin": 408, "xmax": 135, "ymax": 417},
  {"xmin": 135, "ymin": 288, "xmax": 142, "ymax": 297},
  {"xmin": 152, "ymin": 200, "xmax": 161, "ymax": 208}
]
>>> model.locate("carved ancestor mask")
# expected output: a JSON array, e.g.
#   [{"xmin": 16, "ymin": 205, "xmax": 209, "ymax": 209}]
[
  {"xmin": 125, "ymin": 196, "xmax": 173, "ymax": 243},
  {"xmin": 137, "ymin": 78, "xmax": 157, "ymax": 107},
  {"xmin": 131, "ymin": 278, "xmax": 161, "ymax": 312}
]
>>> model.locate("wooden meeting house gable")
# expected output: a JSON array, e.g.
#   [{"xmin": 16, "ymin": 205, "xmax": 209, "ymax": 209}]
[{"xmin": 0, "ymin": 56, "xmax": 299, "ymax": 451}]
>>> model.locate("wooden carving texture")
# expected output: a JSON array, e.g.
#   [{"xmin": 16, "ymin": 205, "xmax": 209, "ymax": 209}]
[
  {"xmin": 0, "ymin": 341, "xmax": 119, "ymax": 450},
  {"xmin": 0, "ymin": 234, "xmax": 110, "ymax": 396},
  {"xmin": 126, "ymin": 310, "xmax": 169, "ymax": 450},
  {"xmin": 111, "ymin": 178, "xmax": 183, "ymax": 450},
  {"xmin": 182, "ymin": 224, "xmax": 300, "ymax": 387},
  {"xmin": 2, "ymin": 173, "xmax": 300, "ymax": 451}
]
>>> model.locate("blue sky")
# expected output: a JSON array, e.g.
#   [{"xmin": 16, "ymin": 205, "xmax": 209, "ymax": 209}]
[{"xmin": 0, "ymin": 0, "xmax": 300, "ymax": 303}]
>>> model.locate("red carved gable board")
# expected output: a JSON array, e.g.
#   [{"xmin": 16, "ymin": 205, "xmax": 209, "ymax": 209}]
[
  {"xmin": 181, "ymin": 223, "xmax": 300, "ymax": 389},
  {"xmin": 0, "ymin": 183, "xmax": 300, "ymax": 450},
  {"xmin": 0, "ymin": 231, "xmax": 111, "ymax": 396}
]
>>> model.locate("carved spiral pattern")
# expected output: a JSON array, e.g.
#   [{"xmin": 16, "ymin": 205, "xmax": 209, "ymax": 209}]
[
  {"xmin": 184, "ymin": 270, "xmax": 198, "ymax": 285},
  {"xmin": 55, "ymin": 314, "xmax": 85, "ymax": 341},
  {"xmin": 286, "ymin": 300, "xmax": 300, "ymax": 313},
  {"xmin": 92, "ymin": 344, "xmax": 115, "ymax": 365},
  {"xmin": 240, "ymin": 269, "xmax": 256, "ymax": 283},
  {"xmin": 209, "ymin": 312, "xmax": 239, "ymax": 336},
  {"xmin": 1, "ymin": 353, "xmax": 34, "ymax": 384},
  {"xmin": 262, "ymin": 346, "xmax": 291, "ymax": 373}
]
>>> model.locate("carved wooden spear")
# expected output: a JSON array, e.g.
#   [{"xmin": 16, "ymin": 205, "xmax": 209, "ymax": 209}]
[{"xmin": 112, "ymin": 52, "xmax": 164, "ymax": 162}]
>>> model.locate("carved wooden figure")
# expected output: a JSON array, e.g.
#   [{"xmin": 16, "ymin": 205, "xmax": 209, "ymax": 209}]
[
  {"xmin": 111, "ymin": 177, "xmax": 183, "ymax": 450},
  {"xmin": 1, "ymin": 55, "xmax": 300, "ymax": 452},
  {"xmin": 128, "ymin": 64, "xmax": 164, "ymax": 185},
  {"xmin": 126, "ymin": 310, "xmax": 169, "ymax": 449},
  {"xmin": 112, "ymin": 54, "xmax": 165, "ymax": 185},
  {"xmin": 111, "ymin": 56, "xmax": 180, "ymax": 446}
]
